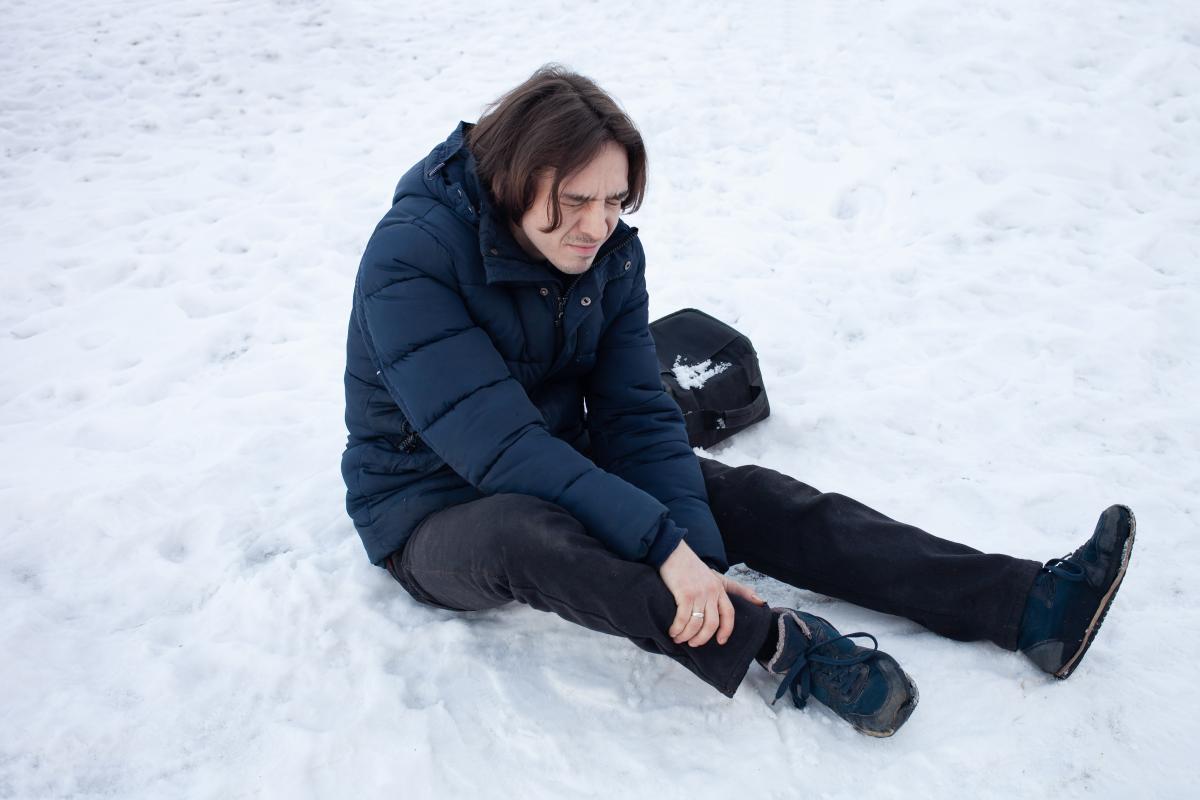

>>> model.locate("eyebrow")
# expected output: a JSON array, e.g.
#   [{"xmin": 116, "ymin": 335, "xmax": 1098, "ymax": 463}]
[{"xmin": 562, "ymin": 189, "xmax": 630, "ymax": 203}]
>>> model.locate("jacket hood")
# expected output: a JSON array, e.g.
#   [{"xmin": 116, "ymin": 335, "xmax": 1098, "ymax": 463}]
[{"xmin": 392, "ymin": 122, "xmax": 479, "ymax": 214}]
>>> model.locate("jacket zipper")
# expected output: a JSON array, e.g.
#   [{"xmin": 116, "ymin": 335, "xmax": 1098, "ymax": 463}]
[
  {"xmin": 553, "ymin": 274, "xmax": 581, "ymax": 353},
  {"xmin": 550, "ymin": 228, "xmax": 638, "ymax": 348},
  {"xmin": 554, "ymin": 274, "xmax": 582, "ymax": 329}
]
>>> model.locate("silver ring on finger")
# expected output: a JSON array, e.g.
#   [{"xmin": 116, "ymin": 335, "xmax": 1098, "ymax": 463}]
[{"xmin": 691, "ymin": 611, "xmax": 705, "ymax": 619}]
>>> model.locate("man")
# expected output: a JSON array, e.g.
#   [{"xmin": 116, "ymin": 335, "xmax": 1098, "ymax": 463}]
[{"xmin": 341, "ymin": 65, "xmax": 1135, "ymax": 737}]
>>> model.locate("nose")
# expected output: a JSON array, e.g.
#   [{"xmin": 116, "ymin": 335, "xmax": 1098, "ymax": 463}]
[{"xmin": 577, "ymin": 201, "xmax": 608, "ymax": 241}]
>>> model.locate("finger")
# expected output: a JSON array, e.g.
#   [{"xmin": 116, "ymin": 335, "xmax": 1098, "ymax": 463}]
[
  {"xmin": 693, "ymin": 595, "xmax": 720, "ymax": 647},
  {"xmin": 674, "ymin": 598, "xmax": 705, "ymax": 644},
  {"xmin": 723, "ymin": 578, "xmax": 765, "ymax": 606},
  {"xmin": 688, "ymin": 595, "xmax": 720, "ymax": 647},
  {"xmin": 715, "ymin": 591, "xmax": 735, "ymax": 645},
  {"xmin": 668, "ymin": 597, "xmax": 692, "ymax": 639}
]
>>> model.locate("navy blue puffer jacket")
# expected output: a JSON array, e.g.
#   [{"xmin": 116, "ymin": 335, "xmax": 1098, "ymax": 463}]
[{"xmin": 341, "ymin": 124, "xmax": 727, "ymax": 570}]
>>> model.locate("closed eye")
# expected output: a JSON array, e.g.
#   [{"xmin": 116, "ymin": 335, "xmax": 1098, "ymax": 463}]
[{"xmin": 563, "ymin": 191, "xmax": 629, "ymax": 206}]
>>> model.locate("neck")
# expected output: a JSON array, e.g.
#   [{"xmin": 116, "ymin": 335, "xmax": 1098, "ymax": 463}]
[{"xmin": 508, "ymin": 220, "xmax": 545, "ymax": 262}]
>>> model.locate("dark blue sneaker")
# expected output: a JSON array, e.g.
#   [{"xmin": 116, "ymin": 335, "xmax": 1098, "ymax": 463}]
[
  {"xmin": 1019, "ymin": 504, "xmax": 1136, "ymax": 679},
  {"xmin": 758, "ymin": 609, "xmax": 918, "ymax": 737}
]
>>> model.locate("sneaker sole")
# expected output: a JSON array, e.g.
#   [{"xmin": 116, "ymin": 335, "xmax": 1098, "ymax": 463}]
[{"xmin": 1054, "ymin": 505, "xmax": 1136, "ymax": 679}]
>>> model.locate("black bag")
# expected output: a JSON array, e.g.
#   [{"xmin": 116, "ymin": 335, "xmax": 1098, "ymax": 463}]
[{"xmin": 649, "ymin": 308, "xmax": 770, "ymax": 449}]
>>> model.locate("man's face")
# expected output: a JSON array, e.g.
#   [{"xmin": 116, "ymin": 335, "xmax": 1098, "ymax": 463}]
[{"xmin": 510, "ymin": 141, "xmax": 629, "ymax": 275}]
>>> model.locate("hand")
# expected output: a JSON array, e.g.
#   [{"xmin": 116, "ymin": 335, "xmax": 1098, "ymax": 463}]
[
  {"xmin": 719, "ymin": 572, "xmax": 767, "ymax": 609},
  {"xmin": 658, "ymin": 541, "xmax": 766, "ymax": 647}
]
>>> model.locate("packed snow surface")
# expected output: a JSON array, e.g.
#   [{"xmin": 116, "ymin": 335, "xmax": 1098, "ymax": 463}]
[
  {"xmin": 672, "ymin": 355, "xmax": 732, "ymax": 391},
  {"xmin": 2, "ymin": 0, "xmax": 1198, "ymax": 798}
]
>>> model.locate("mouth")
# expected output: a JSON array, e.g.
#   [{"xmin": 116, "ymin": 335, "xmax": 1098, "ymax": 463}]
[{"xmin": 566, "ymin": 242, "xmax": 599, "ymax": 256}]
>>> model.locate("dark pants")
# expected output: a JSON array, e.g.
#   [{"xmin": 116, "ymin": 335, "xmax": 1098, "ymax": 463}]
[{"xmin": 387, "ymin": 458, "xmax": 1042, "ymax": 697}]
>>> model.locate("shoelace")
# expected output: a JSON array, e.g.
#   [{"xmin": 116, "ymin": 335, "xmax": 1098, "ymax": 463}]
[
  {"xmin": 1045, "ymin": 558, "xmax": 1085, "ymax": 581},
  {"xmin": 772, "ymin": 631, "xmax": 880, "ymax": 710}
]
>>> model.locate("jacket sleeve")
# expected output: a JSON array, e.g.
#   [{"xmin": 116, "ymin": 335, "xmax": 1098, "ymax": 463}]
[
  {"xmin": 354, "ymin": 222, "xmax": 682, "ymax": 565},
  {"xmin": 584, "ymin": 243, "xmax": 729, "ymax": 571}
]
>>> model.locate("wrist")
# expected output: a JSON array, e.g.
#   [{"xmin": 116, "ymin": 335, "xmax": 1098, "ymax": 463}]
[{"xmin": 645, "ymin": 520, "xmax": 686, "ymax": 568}]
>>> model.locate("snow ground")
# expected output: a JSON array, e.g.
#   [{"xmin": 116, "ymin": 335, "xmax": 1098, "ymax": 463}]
[{"xmin": 2, "ymin": 0, "xmax": 1198, "ymax": 797}]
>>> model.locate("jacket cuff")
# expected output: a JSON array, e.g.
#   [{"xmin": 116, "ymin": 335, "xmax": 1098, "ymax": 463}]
[{"xmin": 643, "ymin": 519, "xmax": 686, "ymax": 568}]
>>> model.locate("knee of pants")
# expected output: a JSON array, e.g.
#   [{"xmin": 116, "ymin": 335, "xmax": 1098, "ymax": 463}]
[{"xmin": 479, "ymin": 494, "xmax": 593, "ymax": 566}]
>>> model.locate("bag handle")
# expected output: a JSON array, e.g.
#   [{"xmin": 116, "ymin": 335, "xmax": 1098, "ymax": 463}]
[{"xmin": 697, "ymin": 384, "xmax": 768, "ymax": 431}]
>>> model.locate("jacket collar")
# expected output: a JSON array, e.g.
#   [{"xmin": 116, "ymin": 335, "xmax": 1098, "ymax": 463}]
[{"xmin": 481, "ymin": 218, "xmax": 638, "ymax": 288}]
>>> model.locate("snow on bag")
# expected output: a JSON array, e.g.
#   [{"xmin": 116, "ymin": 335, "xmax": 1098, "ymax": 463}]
[{"xmin": 650, "ymin": 308, "xmax": 770, "ymax": 449}]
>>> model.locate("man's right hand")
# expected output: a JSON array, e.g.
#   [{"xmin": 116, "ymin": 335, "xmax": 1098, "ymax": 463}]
[{"xmin": 658, "ymin": 541, "xmax": 763, "ymax": 647}]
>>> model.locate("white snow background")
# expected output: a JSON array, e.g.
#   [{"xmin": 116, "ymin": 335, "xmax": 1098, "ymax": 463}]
[{"xmin": 2, "ymin": 0, "xmax": 1198, "ymax": 797}]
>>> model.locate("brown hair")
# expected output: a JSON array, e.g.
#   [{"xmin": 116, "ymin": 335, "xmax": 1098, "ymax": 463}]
[{"xmin": 467, "ymin": 64, "xmax": 647, "ymax": 232}]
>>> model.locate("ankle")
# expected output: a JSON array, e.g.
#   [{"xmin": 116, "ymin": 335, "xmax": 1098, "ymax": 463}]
[
  {"xmin": 755, "ymin": 611, "xmax": 782, "ymax": 666},
  {"xmin": 1017, "ymin": 571, "xmax": 1052, "ymax": 651}
]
